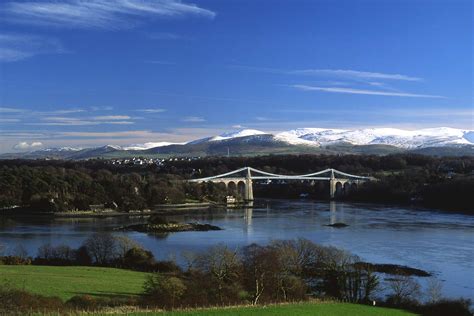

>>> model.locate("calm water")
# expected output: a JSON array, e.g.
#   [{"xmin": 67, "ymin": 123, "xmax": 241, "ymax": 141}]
[{"xmin": 1, "ymin": 200, "xmax": 473, "ymax": 301}]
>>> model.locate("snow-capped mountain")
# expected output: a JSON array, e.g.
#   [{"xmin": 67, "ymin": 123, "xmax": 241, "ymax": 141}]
[
  {"xmin": 278, "ymin": 127, "xmax": 473, "ymax": 149},
  {"xmin": 2, "ymin": 127, "xmax": 472, "ymax": 160},
  {"xmin": 188, "ymin": 129, "xmax": 268, "ymax": 144},
  {"xmin": 38, "ymin": 147, "xmax": 83, "ymax": 152},
  {"xmin": 123, "ymin": 142, "xmax": 185, "ymax": 151},
  {"xmin": 186, "ymin": 127, "xmax": 473, "ymax": 149}
]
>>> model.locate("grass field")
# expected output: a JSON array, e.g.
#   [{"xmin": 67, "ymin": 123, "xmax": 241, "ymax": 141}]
[
  {"xmin": 0, "ymin": 265, "xmax": 417, "ymax": 315},
  {"xmin": 0, "ymin": 265, "xmax": 149, "ymax": 301},
  {"xmin": 88, "ymin": 303, "xmax": 416, "ymax": 316}
]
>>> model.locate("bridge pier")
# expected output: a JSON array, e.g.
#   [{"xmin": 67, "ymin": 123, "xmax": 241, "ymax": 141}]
[{"xmin": 245, "ymin": 169, "xmax": 254, "ymax": 201}]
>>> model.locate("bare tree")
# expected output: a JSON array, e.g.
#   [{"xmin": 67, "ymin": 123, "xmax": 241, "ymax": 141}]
[
  {"xmin": 11, "ymin": 244, "xmax": 28, "ymax": 259},
  {"xmin": 387, "ymin": 275, "xmax": 421, "ymax": 305},
  {"xmin": 115, "ymin": 235, "xmax": 141, "ymax": 259},
  {"xmin": 82, "ymin": 232, "xmax": 118, "ymax": 265},
  {"xmin": 426, "ymin": 277, "xmax": 443, "ymax": 303},
  {"xmin": 194, "ymin": 244, "xmax": 241, "ymax": 304}
]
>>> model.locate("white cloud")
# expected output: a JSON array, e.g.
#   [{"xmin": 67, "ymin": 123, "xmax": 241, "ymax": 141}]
[
  {"xmin": 136, "ymin": 108, "xmax": 166, "ymax": 113},
  {"xmin": 231, "ymin": 65, "xmax": 422, "ymax": 82},
  {"xmin": 182, "ymin": 116, "xmax": 206, "ymax": 122},
  {"xmin": 0, "ymin": 33, "xmax": 65, "ymax": 62},
  {"xmin": 0, "ymin": 107, "xmax": 24, "ymax": 112},
  {"xmin": 13, "ymin": 141, "xmax": 43, "ymax": 150},
  {"xmin": 292, "ymin": 85, "xmax": 445, "ymax": 98},
  {"xmin": 291, "ymin": 69, "xmax": 422, "ymax": 81},
  {"xmin": 90, "ymin": 106, "xmax": 113, "ymax": 111},
  {"xmin": 34, "ymin": 116, "xmax": 134, "ymax": 125},
  {"xmin": 92, "ymin": 115, "xmax": 131, "ymax": 120},
  {"xmin": 3, "ymin": 0, "xmax": 216, "ymax": 29}
]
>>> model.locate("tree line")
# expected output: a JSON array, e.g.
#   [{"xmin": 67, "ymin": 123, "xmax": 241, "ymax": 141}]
[
  {"xmin": 0, "ymin": 153, "xmax": 473, "ymax": 213},
  {"xmin": 0, "ymin": 236, "xmax": 471, "ymax": 315}
]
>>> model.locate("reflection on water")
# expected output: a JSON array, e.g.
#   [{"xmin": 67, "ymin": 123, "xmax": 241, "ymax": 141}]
[{"xmin": 0, "ymin": 200, "xmax": 473, "ymax": 301}]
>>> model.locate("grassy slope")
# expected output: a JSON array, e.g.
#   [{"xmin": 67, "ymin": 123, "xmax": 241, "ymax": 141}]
[
  {"xmin": 0, "ymin": 266, "xmax": 416, "ymax": 315},
  {"xmin": 123, "ymin": 303, "xmax": 416, "ymax": 316},
  {"xmin": 0, "ymin": 265, "xmax": 149, "ymax": 301}
]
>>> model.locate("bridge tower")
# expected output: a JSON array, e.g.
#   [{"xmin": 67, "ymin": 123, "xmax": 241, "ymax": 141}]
[
  {"xmin": 329, "ymin": 169, "xmax": 337, "ymax": 199},
  {"xmin": 245, "ymin": 167, "xmax": 254, "ymax": 201}
]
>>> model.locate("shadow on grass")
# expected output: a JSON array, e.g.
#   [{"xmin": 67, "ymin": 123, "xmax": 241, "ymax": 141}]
[{"xmin": 70, "ymin": 291, "xmax": 140, "ymax": 299}]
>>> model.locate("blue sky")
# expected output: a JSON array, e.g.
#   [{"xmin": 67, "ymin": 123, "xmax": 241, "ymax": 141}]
[{"xmin": 0, "ymin": 0, "xmax": 472, "ymax": 152}]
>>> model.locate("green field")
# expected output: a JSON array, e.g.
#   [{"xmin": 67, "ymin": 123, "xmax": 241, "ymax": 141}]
[
  {"xmin": 0, "ymin": 265, "xmax": 149, "ymax": 301},
  {"xmin": 0, "ymin": 265, "xmax": 416, "ymax": 315},
  {"xmin": 91, "ymin": 303, "xmax": 416, "ymax": 316}
]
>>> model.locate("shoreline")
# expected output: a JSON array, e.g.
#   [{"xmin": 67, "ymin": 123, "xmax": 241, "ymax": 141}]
[{"xmin": 1, "ymin": 199, "xmax": 471, "ymax": 219}]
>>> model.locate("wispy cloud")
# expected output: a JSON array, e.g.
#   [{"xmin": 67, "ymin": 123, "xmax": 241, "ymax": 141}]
[
  {"xmin": 90, "ymin": 106, "xmax": 113, "ymax": 111},
  {"xmin": 136, "ymin": 108, "xmax": 166, "ymax": 113},
  {"xmin": 34, "ymin": 116, "xmax": 135, "ymax": 126},
  {"xmin": 0, "ymin": 118, "xmax": 20, "ymax": 123},
  {"xmin": 0, "ymin": 33, "xmax": 64, "ymax": 62},
  {"xmin": 291, "ymin": 69, "xmax": 422, "ymax": 81},
  {"xmin": 0, "ymin": 106, "xmax": 25, "ymax": 113},
  {"xmin": 230, "ymin": 65, "xmax": 422, "ymax": 81},
  {"xmin": 13, "ymin": 141, "xmax": 43, "ymax": 150},
  {"xmin": 92, "ymin": 115, "xmax": 131, "ymax": 120},
  {"xmin": 292, "ymin": 85, "xmax": 445, "ymax": 99},
  {"xmin": 182, "ymin": 116, "xmax": 205, "ymax": 122},
  {"xmin": 3, "ymin": 0, "xmax": 216, "ymax": 29}
]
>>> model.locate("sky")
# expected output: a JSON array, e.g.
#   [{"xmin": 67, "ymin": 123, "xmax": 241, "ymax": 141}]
[{"xmin": 0, "ymin": 0, "xmax": 472, "ymax": 152}]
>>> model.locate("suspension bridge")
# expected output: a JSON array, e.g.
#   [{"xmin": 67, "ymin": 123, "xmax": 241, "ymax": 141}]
[{"xmin": 189, "ymin": 167, "xmax": 374, "ymax": 201}]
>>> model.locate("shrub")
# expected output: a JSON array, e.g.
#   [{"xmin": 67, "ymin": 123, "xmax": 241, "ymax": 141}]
[
  {"xmin": 143, "ymin": 274, "xmax": 187, "ymax": 308},
  {"xmin": 420, "ymin": 299, "xmax": 472, "ymax": 316},
  {"xmin": 123, "ymin": 247, "xmax": 155, "ymax": 271},
  {"xmin": 0, "ymin": 286, "xmax": 63, "ymax": 314},
  {"xmin": 0, "ymin": 256, "xmax": 32, "ymax": 265}
]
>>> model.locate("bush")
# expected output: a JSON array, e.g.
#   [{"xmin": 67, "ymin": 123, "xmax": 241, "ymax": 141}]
[
  {"xmin": 123, "ymin": 247, "xmax": 155, "ymax": 271},
  {"xmin": 0, "ymin": 286, "xmax": 63, "ymax": 314},
  {"xmin": 66, "ymin": 294, "xmax": 98, "ymax": 310},
  {"xmin": 420, "ymin": 299, "xmax": 472, "ymax": 316},
  {"xmin": 0, "ymin": 256, "xmax": 32, "ymax": 265},
  {"xmin": 143, "ymin": 274, "xmax": 187, "ymax": 308}
]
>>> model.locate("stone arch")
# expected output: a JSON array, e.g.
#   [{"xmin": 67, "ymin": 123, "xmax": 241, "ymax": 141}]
[
  {"xmin": 227, "ymin": 181, "xmax": 237, "ymax": 196},
  {"xmin": 343, "ymin": 182, "xmax": 351, "ymax": 194},
  {"xmin": 335, "ymin": 181, "xmax": 343, "ymax": 196},
  {"xmin": 237, "ymin": 181, "xmax": 246, "ymax": 199}
]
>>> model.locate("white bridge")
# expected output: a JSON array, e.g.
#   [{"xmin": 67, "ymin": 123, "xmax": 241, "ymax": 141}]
[{"xmin": 189, "ymin": 167, "xmax": 373, "ymax": 201}]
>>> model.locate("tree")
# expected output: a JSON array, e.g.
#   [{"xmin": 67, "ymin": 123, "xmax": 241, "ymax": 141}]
[
  {"xmin": 143, "ymin": 274, "xmax": 187, "ymax": 308},
  {"xmin": 193, "ymin": 244, "xmax": 242, "ymax": 304},
  {"xmin": 82, "ymin": 232, "xmax": 117, "ymax": 265},
  {"xmin": 387, "ymin": 275, "xmax": 421, "ymax": 305},
  {"xmin": 426, "ymin": 277, "xmax": 443, "ymax": 304},
  {"xmin": 123, "ymin": 247, "xmax": 155, "ymax": 271},
  {"xmin": 115, "ymin": 235, "xmax": 141, "ymax": 260}
]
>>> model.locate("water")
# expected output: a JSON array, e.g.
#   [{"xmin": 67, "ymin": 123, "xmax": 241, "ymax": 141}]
[{"xmin": 1, "ymin": 200, "xmax": 473, "ymax": 302}]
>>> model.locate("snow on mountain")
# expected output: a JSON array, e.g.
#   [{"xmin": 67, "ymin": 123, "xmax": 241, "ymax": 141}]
[
  {"xmin": 39, "ymin": 147, "xmax": 83, "ymax": 152},
  {"xmin": 210, "ymin": 129, "xmax": 267, "ymax": 141},
  {"xmin": 188, "ymin": 129, "xmax": 268, "ymax": 144},
  {"xmin": 281, "ymin": 127, "xmax": 473, "ymax": 148},
  {"xmin": 102, "ymin": 144, "xmax": 123, "ymax": 150},
  {"xmin": 124, "ymin": 142, "xmax": 185, "ymax": 151},
  {"xmin": 35, "ymin": 127, "xmax": 474, "ymax": 155}
]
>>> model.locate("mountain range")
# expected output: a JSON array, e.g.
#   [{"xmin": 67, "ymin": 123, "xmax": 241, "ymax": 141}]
[{"xmin": 2, "ymin": 127, "xmax": 473, "ymax": 159}]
